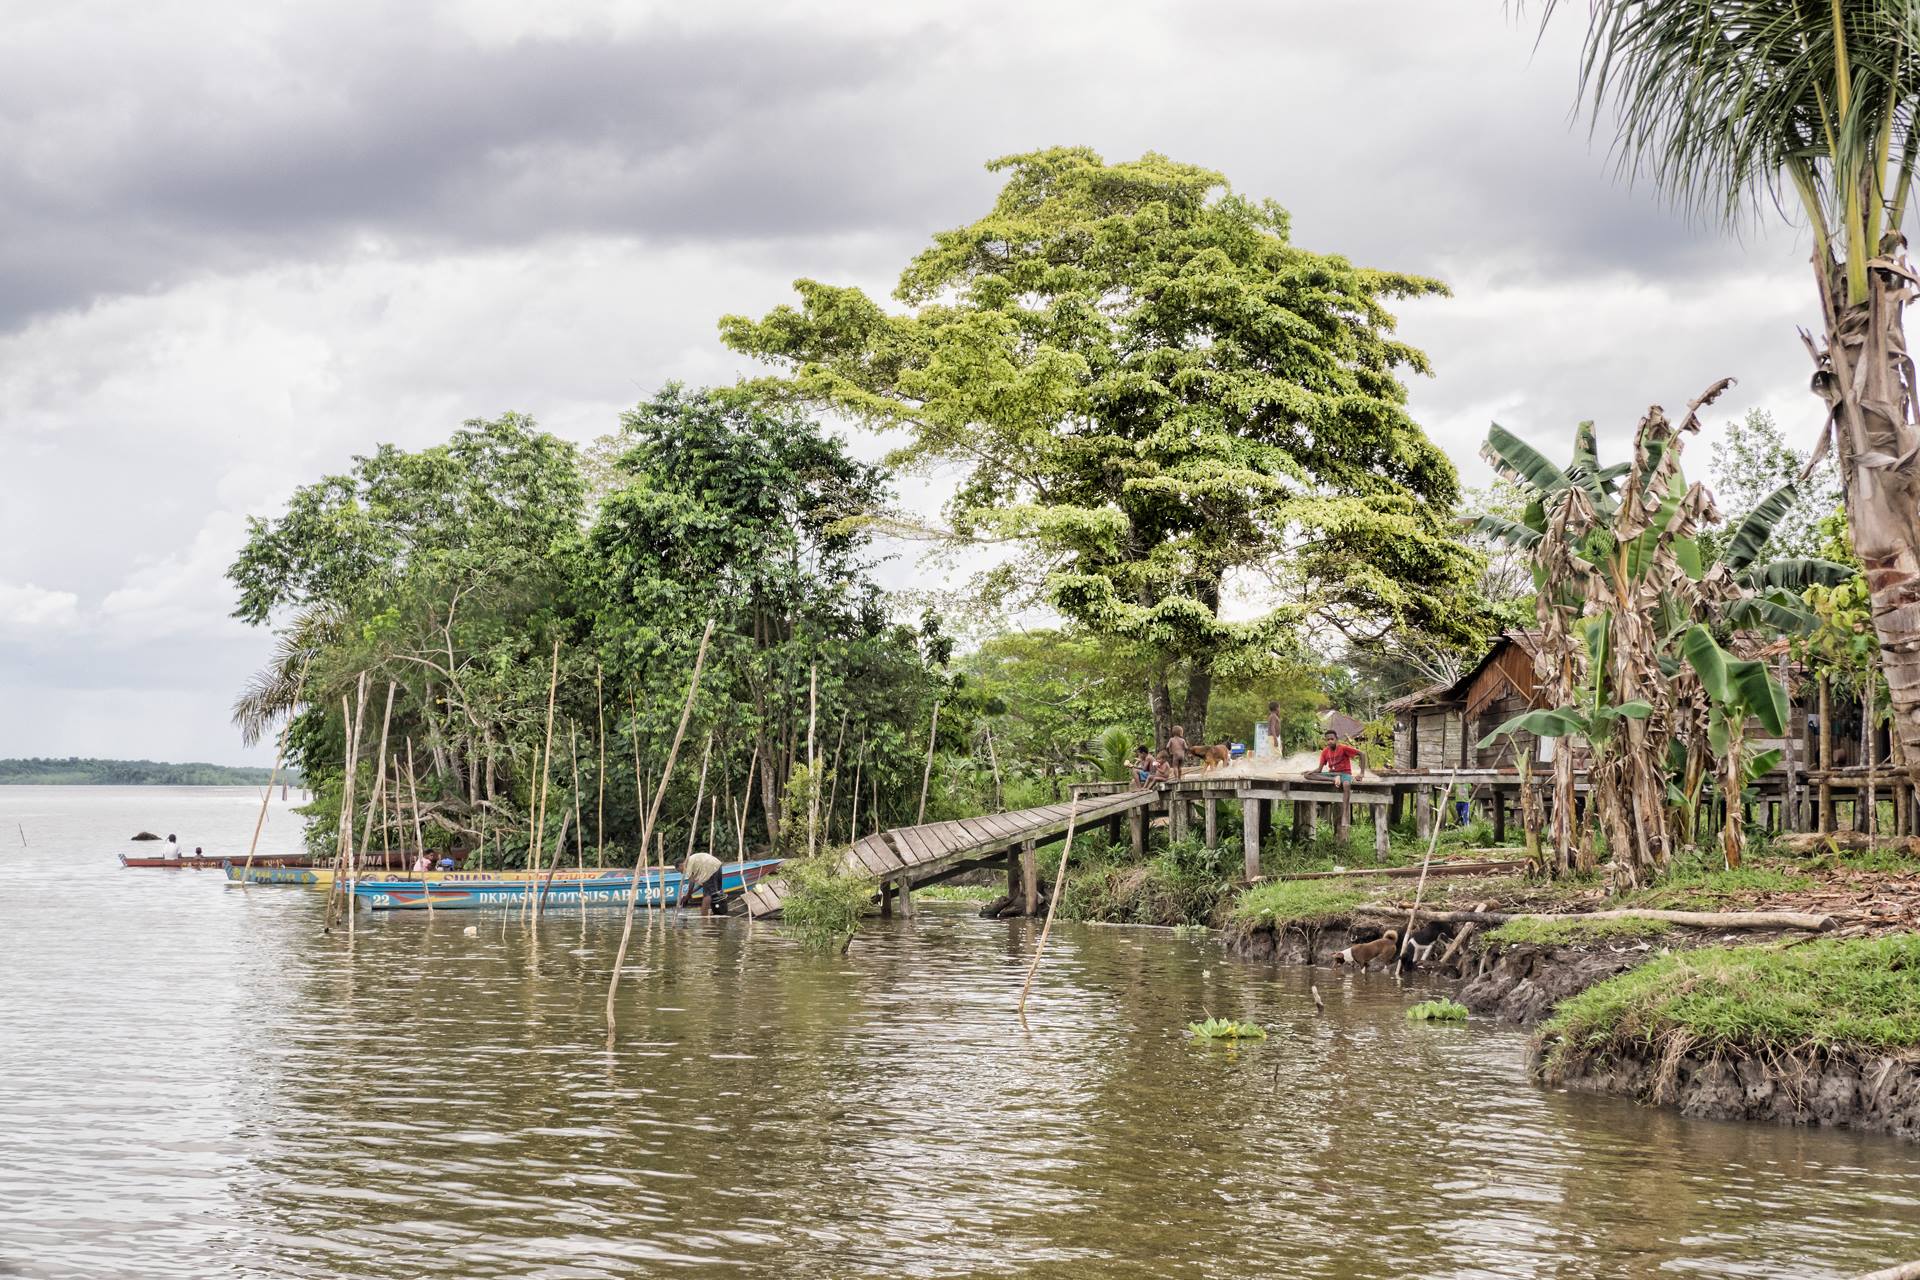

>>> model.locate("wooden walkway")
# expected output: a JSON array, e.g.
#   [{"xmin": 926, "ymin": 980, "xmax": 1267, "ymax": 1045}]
[{"xmin": 742, "ymin": 788, "xmax": 1159, "ymax": 919}]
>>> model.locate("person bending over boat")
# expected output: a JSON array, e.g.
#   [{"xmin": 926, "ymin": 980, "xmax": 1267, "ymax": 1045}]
[{"xmin": 678, "ymin": 850, "xmax": 726, "ymax": 916}]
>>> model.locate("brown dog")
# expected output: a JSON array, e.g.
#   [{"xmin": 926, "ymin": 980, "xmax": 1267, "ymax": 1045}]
[
  {"xmin": 1195, "ymin": 742, "xmax": 1232, "ymax": 770},
  {"xmin": 1334, "ymin": 929, "xmax": 1399, "ymax": 971}
]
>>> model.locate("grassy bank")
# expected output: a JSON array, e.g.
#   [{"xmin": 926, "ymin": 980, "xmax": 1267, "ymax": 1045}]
[{"xmin": 1538, "ymin": 934, "xmax": 1920, "ymax": 1079}]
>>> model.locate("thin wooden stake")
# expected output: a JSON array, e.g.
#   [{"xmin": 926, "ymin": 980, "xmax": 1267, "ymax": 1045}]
[
  {"xmin": 823, "ymin": 707, "xmax": 849, "ymax": 843},
  {"xmin": 807, "ymin": 664, "xmax": 820, "ymax": 860},
  {"xmin": 1018, "ymin": 795, "xmax": 1078, "ymax": 1028},
  {"xmin": 243, "ymin": 662, "xmax": 307, "ymax": 879},
  {"xmin": 530, "ymin": 637, "xmax": 563, "ymax": 876},
  {"xmin": 681, "ymin": 733, "xmax": 715, "ymax": 907},
  {"xmin": 848, "ymin": 739, "xmax": 865, "ymax": 844},
  {"xmin": 916, "ymin": 701, "xmax": 941, "ymax": 825},
  {"xmin": 405, "ymin": 739, "xmax": 428, "ymax": 911},
  {"xmin": 595, "ymin": 665, "xmax": 607, "ymax": 870},
  {"xmin": 608, "ymin": 620, "xmax": 716, "ymax": 1024},
  {"xmin": 357, "ymin": 683, "xmax": 397, "ymax": 869}
]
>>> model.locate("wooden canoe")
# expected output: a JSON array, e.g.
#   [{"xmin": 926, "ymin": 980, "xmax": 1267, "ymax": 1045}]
[{"xmin": 352, "ymin": 859, "xmax": 782, "ymax": 911}]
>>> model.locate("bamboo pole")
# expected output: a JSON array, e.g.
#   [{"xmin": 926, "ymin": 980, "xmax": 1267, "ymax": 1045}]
[
  {"xmin": 571, "ymin": 725, "xmax": 586, "ymax": 874},
  {"xmin": 332, "ymin": 675, "xmax": 369, "ymax": 933},
  {"xmin": 916, "ymin": 701, "xmax": 940, "ymax": 825},
  {"xmin": 848, "ymin": 739, "xmax": 865, "ymax": 844},
  {"xmin": 806, "ymin": 664, "xmax": 820, "ymax": 860},
  {"xmin": 243, "ymin": 664, "xmax": 307, "ymax": 879},
  {"xmin": 529, "ymin": 637, "xmax": 563, "ymax": 877},
  {"xmin": 357, "ymin": 683, "xmax": 397, "ymax": 869},
  {"xmin": 405, "ymin": 739, "xmax": 428, "ymax": 910},
  {"xmin": 1819, "ymin": 675, "xmax": 1834, "ymax": 832},
  {"xmin": 1017, "ymin": 795, "xmax": 1079, "ymax": 1029},
  {"xmin": 607, "ymin": 619, "xmax": 716, "ymax": 1024},
  {"xmin": 596, "ymin": 666, "xmax": 607, "ymax": 870},
  {"xmin": 1867, "ymin": 663, "xmax": 1880, "ymax": 840},
  {"xmin": 823, "ymin": 707, "xmax": 848, "ymax": 844},
  {"xmin": 628, "ymin": 691, "xmax": 650, "ymax": 935},
  {"xmin": 679, "ymin": 734, "xmax": 715, "ymax": 909}
]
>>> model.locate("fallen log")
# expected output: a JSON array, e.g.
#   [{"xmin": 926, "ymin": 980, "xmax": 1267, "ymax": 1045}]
[
  {"xmin": 1351, "ymin": 905, "xmax": 1836, "ymax": 932},
  {"xmin": 1279, "ymin": 859, "xmax": 1525, "ymax": 881},
  {"xmin": 1777, "ymin": 832, "xmax": 1920, "ymax": 855}
]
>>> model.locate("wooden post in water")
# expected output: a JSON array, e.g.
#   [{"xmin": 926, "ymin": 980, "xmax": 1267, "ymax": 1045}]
[
  {"xmin": 243, "ymin": 663, "xmax": 305, "ymax": 880},
  {"xmin": 1020, "ymin": 839, "xmax": 1038, "ymax": 915},
  {"xmin": 356, "ymin": 683, "xmax": 397, "ymax": 868},
  {"xmin": 607, "ymin": 620, "xmax": 715, "ymax": 1026},
  {"xmin": 404, "ymin": 739, "xmax": 429, "ymax": 910}
]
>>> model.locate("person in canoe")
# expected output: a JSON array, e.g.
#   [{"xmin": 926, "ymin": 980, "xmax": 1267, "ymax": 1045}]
[
  {"xmin": 412, "ymin": 848, "xmax": 433, "ymax": 872},
  {"xmin": 678, "ymin": 849, "xmax": 726, "ymax": 916}
]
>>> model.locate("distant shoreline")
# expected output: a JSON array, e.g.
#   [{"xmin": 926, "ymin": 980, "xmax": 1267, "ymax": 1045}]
[{"xmin": 0, "ymin": 758, "xmax": 303, "ymax": 787}]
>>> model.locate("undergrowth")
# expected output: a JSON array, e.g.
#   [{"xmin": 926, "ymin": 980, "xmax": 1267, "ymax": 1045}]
[
  {"xmin": 780, "ymin": 855, "xmax": 873, "ymax": 953},
  {"xmin": 1618, "ymin": 864, "xmax": 1812, "ymax": 911},
  {"xmin": 1538, "ymin": 933, "xmax": 1920, "ymax": 1083},
  {"xmin": 1481, "ymin": 916, "xmax": 1673, "ymax": 947},
  {"xmin": 1230, "ymin": 877, "xmax": 1378, "ymax": 927}
]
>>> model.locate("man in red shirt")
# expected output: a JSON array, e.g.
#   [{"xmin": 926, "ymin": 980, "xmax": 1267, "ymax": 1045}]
[{"xmin": 1316, "ymin": 731, "xmax": 1365, "ymax": 780}]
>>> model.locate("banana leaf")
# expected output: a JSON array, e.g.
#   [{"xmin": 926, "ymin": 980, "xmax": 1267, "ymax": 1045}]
[
  {"xmin": 1720, "ymin": 484, "xmax": 1797, "ymax": 571},
  {"xmin": 1477, "ymin": 705, "xmax": 1587, "ymax": 749},
  {"xmin": 1741, "ymin": 558, "xmax": 1857, "ymax": 591},
  {"xmin": 1680, "ymin": 624, "xmax": 1788, "ymax": 735},
  {"xmin": 1484, "ymin": 424, "xmax": 1571, "ymax": 495}
]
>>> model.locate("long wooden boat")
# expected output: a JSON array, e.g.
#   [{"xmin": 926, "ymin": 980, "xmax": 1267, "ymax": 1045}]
[
  {"xmin": 123, "ymin": 852, "xmax": 410, "ymax": 870},
  {"xmin": 226, "ymin": 863, "xmax": 635, "ymax": 889},
  {"xmin": 352, "ymin": 858, "xmax": 782, "ymax": 912}
]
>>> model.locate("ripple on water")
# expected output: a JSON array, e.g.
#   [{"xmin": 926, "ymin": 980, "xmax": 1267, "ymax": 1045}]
[{"xmin": 6, "ymin": 787, "xmax": 1920, "ymax": 1278}]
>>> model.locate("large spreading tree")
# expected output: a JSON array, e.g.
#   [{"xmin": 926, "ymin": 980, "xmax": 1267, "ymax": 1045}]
[{"xmin": 721, "ymin": 147, "xmax": 1483, "ymax": 744}]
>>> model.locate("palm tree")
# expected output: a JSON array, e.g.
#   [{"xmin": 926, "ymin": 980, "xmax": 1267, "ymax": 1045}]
[{"xmin": 1542, "ymin": 1, "xmax": 1920, "ymax": 779}]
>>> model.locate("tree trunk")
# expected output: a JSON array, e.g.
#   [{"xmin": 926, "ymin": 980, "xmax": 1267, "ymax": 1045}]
[
  {"xmin": 1181, "ymin": 661, "xmax": 1212, "ymax": 746},
  {"xmin": 1148, "ymin": 677, "xmax": 1173, "ymax": 748},
  {"xmin": 1720, "ymin": 715, "xmax": 1745, "ymax": 870},
  {"xmin": 1812, "ymin": 257, "xmax": 1920, "ymax": 786}
]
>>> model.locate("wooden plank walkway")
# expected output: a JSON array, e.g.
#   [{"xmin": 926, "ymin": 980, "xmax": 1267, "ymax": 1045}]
[{"xmin": 743, "ymin": 788, "xmax": 1157, "ymax": 919}]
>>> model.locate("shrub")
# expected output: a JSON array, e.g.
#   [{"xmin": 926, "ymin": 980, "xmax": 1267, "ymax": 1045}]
[{"xmin": 780, "ymin": 854, "xmax": 873, "ymax": 953}]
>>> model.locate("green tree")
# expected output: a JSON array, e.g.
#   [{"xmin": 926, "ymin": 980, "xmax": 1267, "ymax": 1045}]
[
  {"xmin": 1544, "ymin": 0, "xmax": 1920, "ymax": 785},
  {"xmin": 720, "ymin": 146, "xmax": 1483, "ymax": 746},
  {"xmin": 1701, "ymin": 409, "xmax": 1842, "ymax": 565}
]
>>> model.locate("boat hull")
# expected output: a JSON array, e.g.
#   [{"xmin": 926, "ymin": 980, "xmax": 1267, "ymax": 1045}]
[
  {"xmin": 225, "ymin": 864, "xmax": 644, "ymax": 889},
  {"xmin": 351, "ymin": 859, "xmax": 781, "ymax": 911}
]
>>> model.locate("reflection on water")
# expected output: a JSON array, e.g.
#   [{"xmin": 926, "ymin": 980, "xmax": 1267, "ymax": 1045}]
[{"xmin": 4, "ymin": 786, "xmax": 1920, "ymax": 1279}]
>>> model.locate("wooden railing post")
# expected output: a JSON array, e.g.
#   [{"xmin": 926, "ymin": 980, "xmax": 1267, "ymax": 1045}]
[{"xmin": 1241, "ymin": 796, "xmax": 1261, "ymax": 881}]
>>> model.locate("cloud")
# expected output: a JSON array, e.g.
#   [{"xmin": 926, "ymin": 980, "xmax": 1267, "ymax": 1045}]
[
  {"xmin": 0, "ymin": 0, "xmax": 1845, "ymax": 762},
  {"xmin": 0, "ymin": 582, "xmax": 81, "ymax": 638}
]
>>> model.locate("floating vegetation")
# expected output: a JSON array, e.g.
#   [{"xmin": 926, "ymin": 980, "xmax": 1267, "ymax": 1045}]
[
  {"xmin": 1406, "ymin": 999, "xmax": 1469, "ymax": 1022},
  {"xmin": 1187, "ymin": 1016, "xmax": 1267, "ymax": 1041}
]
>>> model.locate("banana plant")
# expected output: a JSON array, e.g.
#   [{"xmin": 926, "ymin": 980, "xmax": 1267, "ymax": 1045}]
[{"xmin": 1678, "ymin": 625, "xmax": 1787, "ymax": 870}]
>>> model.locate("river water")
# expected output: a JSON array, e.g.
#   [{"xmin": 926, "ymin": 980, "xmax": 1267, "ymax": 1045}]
[{"xmin": 4, "ymin": 785, "xmax": 1919, "ymax": 1279}]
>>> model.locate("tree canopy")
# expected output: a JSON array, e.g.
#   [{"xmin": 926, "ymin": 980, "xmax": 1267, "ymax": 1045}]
[{"xmin": 721, "ymin": 146, "xmax": 1485, "ymax": 741}]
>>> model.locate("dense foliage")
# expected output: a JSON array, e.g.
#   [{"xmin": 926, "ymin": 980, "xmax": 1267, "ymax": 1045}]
[
  {"xmin": 722, "ymin": 147, "xmax": 1488, "ymax": 744},
  {"xmin": 0, "ymin": 758, "xmax": 288, "ymax": 786}
]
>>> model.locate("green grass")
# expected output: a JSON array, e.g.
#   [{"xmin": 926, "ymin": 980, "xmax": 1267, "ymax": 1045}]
[
  {"xmin": 916, "ymin": 884, "xmax": 998, "ymax": 902},
  {"xmin": 1541, "ymin": 934, "xmax": 1920, "ymax": 1070},
  {"xmin": 1407, "ymin": 999, "xmax": 1469, "ymax": 1022},
  {"xmin": 1618, "ymin": 864, "xmax": 1812, "ymax": 911},
  {"xmin": 1803, "ymin": 844, "xmax": 1920, "ymax": 874},
  {"xmin": 1230, "ymin": 877, "xmax": 1378, "ymax": 926},
  {"xmin": 1482, "ymin": 915, "xmax": 1674, "ymax": 946}
]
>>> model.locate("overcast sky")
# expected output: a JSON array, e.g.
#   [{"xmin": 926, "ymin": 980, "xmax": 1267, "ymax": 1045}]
[{"xmin": 0, "ymin": 0, "xmax": 1826, "ymax": 765}]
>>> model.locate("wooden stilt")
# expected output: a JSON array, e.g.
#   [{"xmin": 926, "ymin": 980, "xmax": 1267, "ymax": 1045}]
[
  {"xmin": 1020, "ymin": 839, "xmax": 1038, "ymax": 915},
  {"xmin": 1492, "ymin": 793, "xmax": 1506, "ymax": 845},
  {"xmin": 899, "ymin": 875, "xmax": 914, "ymax": 918},
  {"xmin": 1258, "ymin": 798, "xmax": 1272, "ymax": 842},
  {"xmin": 1169, "ymin": 795, "xmax": 1190, "ymax": 843},
  {"xmin": 1241, "ymin": 797, "xmax": 1261, "ymax": 881},
  {"xmin": 880, "ymin": 876, "xmax": 895, "ymax": 918},
  {"xmin": 1373, "ymin": 800, "xmax": 1389, "ymax": 863},
  {"xmin": 1415, "ymin": 787, "xmax": 1431, "ymax": 839},
  {"xmin": 1203, "ymin": 797, "xmax": 1218, "ymax": 849},
  {"xmin": 1130, "ymin": 805, "xmax": 1146, "ymax": 858}
]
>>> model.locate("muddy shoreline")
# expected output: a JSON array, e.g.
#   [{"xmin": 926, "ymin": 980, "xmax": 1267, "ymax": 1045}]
[{"xmin": 1224, "ymin": 917, "xmax": 1920, "ymax": 1140}]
